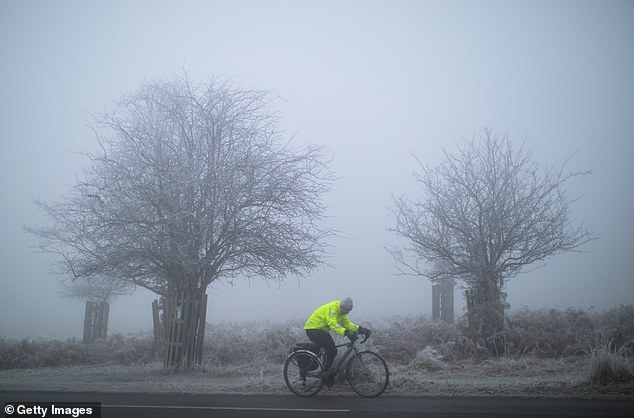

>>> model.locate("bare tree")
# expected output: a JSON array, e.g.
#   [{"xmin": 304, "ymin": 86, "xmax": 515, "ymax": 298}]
[
  {"xmin": 26, "ymin": 73, "xmax": 336, "ymax": 367},
  {"xmin": 60, "ymin": 275, "xmax": 133, "ymax": 304},
  {"xmin": 388, "ymin": 128, "xmax": 594, "ymax": 345},
  {"xmin": 60, "ymin": 275, "xmax": 133, "ymax": 343}
]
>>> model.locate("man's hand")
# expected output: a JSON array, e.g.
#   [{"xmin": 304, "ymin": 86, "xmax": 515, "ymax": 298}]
[
  {"xmin": 344, "ymin": 330, "xmax": 358, "ymax": 341},
  {"xmin": 358, "ymin": 326, "xmax": 372, "ymax": 337}
]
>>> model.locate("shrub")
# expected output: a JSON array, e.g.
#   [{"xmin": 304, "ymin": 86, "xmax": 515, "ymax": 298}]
[
  {"xmin": 589, "ymin": 341, "xmax": 633, "ymax": 385},
  {"xmin": 2, "ymin": 306, "xmax": 633, "ymax": 370},
  {"xmin": 481, "ymin": 305, "xmax": 634, "ymax": 358},
  {"xmin": 485, "ymin": 307, "xmax": 595, "ymax": 357},
  {"xmin": 0, "ymin": 335, "xmax": 155, "ymax": 370}
]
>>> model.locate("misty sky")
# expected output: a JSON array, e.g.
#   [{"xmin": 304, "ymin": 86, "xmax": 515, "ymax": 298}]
[{"xmin": 1, "ymin": 0, "xmax": 633, "ymax": 339}]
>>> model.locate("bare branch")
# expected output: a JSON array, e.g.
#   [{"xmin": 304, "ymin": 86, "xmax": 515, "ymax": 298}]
[
  {"xmin": 388, "ymin": 129, "xmax": 595, "ymax": 339},
  {"xmin": 26, "ymin": 73, "xmax": 336, "ymax": 296}
]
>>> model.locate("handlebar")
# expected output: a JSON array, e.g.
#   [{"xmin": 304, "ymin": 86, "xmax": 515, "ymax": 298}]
[
  {"xmin": 334, "ymin": 331, "xmax": 370, "ymax": 349},
  {"xmin": 347, "ymin": 331, "xmax": 369, "ymax": 344}
]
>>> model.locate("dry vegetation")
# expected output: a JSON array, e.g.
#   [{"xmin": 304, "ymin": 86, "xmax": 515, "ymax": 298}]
[{"xmin": 1, "ymin": 306, "xmax": 633, "ymax": 398}]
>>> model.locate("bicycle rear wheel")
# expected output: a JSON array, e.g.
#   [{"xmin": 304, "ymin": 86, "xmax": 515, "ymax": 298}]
[
  {"xmin": 345, "ymin": 350, "xmax": 389, "ymax": 398},
  {"xmin": 284, "ymin": 350, "xmax": 324, "ymax": 397}
]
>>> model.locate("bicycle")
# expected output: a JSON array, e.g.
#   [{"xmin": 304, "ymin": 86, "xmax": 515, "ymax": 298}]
[{"xmin": 283, "ymin": 332, "xmax": 389, "ymax": 398}]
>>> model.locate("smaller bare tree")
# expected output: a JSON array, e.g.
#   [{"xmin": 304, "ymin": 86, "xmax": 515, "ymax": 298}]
[
  {"xmin": 60, "ymin": 275, "xmax": 133, "ymax": 343},
  {"xmin": 60, "ymin": 275, "xmax": 133, "ymax": 304},
  {"xmin": 389, "ymin": 128, "xmax": 595, "ymax": 345}
]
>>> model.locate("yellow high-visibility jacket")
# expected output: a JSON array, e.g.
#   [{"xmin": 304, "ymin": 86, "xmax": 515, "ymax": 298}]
[{"xmin": 304, "ymin": 300, "xmax": 359, "ymax": 336}]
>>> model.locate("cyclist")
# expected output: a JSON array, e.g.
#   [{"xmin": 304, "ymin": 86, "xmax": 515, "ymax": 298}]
[{"xmin": 304, "ymin": 297, "xmax": 371, "ymax": 386}]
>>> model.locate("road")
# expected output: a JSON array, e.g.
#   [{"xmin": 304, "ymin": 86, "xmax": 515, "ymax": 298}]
[{"xmin": 2, "ymin": 391, "xmax": 633, "ymax": 417}]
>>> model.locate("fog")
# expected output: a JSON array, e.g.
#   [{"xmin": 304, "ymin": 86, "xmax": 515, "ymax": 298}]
[{"xmin": 1, "ymin": 0, "xmax": 632, "ymax": 339}]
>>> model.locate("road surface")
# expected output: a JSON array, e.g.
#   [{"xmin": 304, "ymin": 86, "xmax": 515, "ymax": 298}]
[{"xmin": 2, "ymin": 391, "xmax": 633, "ymax": 417}]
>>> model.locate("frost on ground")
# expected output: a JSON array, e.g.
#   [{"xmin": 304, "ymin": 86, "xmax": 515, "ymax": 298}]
[
  {"xmin": 1, "ymin": 356, "xmax": 632, "ymax": 399},
  {"xmin": 2, "ymin": 308, "xmax": 633, "ymax": 398}
]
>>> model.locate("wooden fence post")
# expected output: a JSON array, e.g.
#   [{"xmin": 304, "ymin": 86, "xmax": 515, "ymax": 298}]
[
  {"xmin": 152, "ymin": 299, "xmax": 162, "ymax": 353},
  {"xmin": 163, "ymin": 290, "xmax": 207, "ymax": 369},
  {"xmin": 441, "ymin": 279, "xmax": 454, "ymax": 324},
  {"xmin": 432, "ymin": 279, "xmax": 454, "ymax": 324},
  {"xmin": 97, "ymin": 301, "xmax": 109, "ymax": 340},
  {"xmin": 82, "ymin": 300, "xmax": 110, "ymax": 343},
  {"xmin": 432, "ymin": 285, "xmax": 440, "ymax": 320},
  {"xmin": 83, "ymin": 301, "xmax": 94, "ymax": 344}
]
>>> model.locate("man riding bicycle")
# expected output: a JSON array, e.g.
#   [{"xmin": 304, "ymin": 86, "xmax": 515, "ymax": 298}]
[{"xmin": 304, "ymin": 297, "xmax": 371, "ymax": 386}]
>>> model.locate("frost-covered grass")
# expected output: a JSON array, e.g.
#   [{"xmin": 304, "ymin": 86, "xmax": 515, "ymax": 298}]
[
  {"xmin": 0, "ymin": 333, "xmax": 155, "ymax": 369},
  {"xmin": 589, "ymin": 341, "xmax": 634, "ymax": 385},
  {"xmin": 1, "ymin": 306, "xmax": 633, "ymax": 397},
  {"xmin": 489, "ymin": 305, "xmax": 634, "ymax": 358}
]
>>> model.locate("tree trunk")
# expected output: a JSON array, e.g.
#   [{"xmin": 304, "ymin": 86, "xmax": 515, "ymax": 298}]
[
  {"xmin": 163, "ymin": 289, "xmax": 208, "ymax": 370},
  {"xmin": 464, "ymin": 272, "xmax": 505, "ymax": 348}
]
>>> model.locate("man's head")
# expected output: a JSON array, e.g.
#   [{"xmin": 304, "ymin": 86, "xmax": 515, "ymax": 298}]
[{"xmin": 340, "ymin": 297, "xmax": 353, "ymax": 314}]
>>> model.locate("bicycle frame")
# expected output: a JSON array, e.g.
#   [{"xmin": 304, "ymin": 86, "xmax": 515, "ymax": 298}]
[{"xmin": 316, "ymin": 334, "xmax": 369, "ymax": 376}]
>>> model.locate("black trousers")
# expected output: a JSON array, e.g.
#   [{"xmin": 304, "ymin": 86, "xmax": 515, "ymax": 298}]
[{"xmin": 305, "ymin": 329, "xmax": 337, "ymax": 370}]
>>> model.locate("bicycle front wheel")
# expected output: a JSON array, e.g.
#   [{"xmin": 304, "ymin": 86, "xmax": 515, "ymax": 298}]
[
  {"xmin": 284, "ymin": 350, "xmax": 324, "ymax": 397},
  {"xmin": 346, "ymin": 350, "xmax": 389, "ymax": 398}
]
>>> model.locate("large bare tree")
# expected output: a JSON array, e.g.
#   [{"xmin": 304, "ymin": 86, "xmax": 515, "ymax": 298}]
[
  {"xmin": 26, "ymin": 73, "xmax": 335, "ymax": 367},
  {"xmin": 388, "ymin": 129, "xmax": 594, "ymax": 345}
]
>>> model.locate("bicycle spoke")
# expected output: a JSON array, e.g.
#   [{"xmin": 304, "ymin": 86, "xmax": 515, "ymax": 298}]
[
  {"xmin": 284, "ymin": 351, "xmax": 324, "ymax": 397},
  {"xmin": 346, "ymin": 351, "xmax": 389, "ymax": 398}
]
